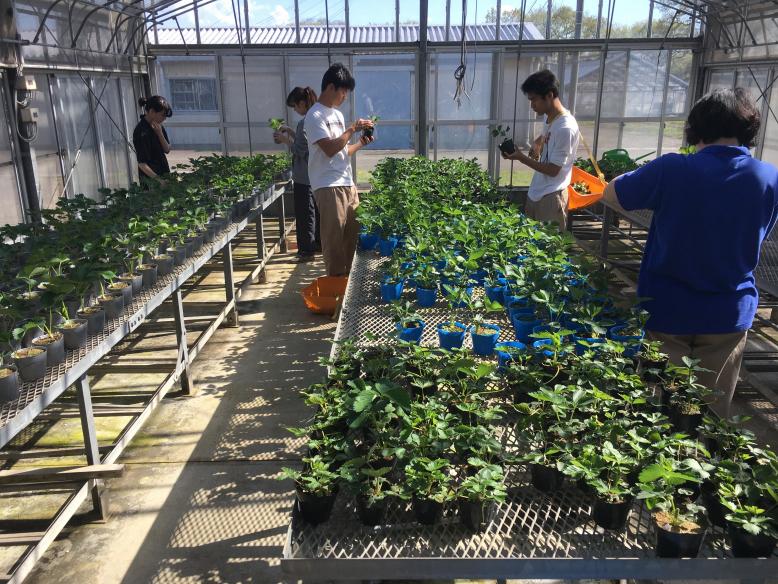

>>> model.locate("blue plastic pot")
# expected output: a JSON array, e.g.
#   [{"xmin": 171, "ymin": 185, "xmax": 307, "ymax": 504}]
[
  {"xmin": 532, "ymin": 338, "xmax": 556, "ymax": 360},
  {"xmin": 359, "ymin": 232, "xmax": 379, "ymax": 251},
  {"xmin": 380, "ymin": 278, "xmax": 404, "ymax": 302},
  {"xmin": 495, "ymin": 341, "xmax": 527, "ymax": 369},
  {"xmin": 434, "ymin": 259, "xmax": 447, "ymax": 271},
  {"xmin": 608, "ymin": 324, "xmax": 644, "ymax": 358},
  {"xmin": 416, "ymin": 286, "xmax": 438, "ymax": 308},
  {"xmin": 573, "ymin": 335, "xmax": 607, "ymax": 355},
  {"xmin": 470, "ymin": 324, "xmax": 501, "ymax": 356},
  {"xmin": 470, "ymin": 269, "xmax": 488, "ymax": 286},
  {"xmin": 397, "ymin": 319, "xmax": 425, "ymax": 344},
  {"xmin": 506, "ymin": 296, "xmax": 533, "ymax": 317},
  {"xmin": 378, "ymin": 236, "xmax": 399, "ymax": 257},
  {"xmin": 485, "ymin": 278, "xmax": 508, "ymax": 304},
  {"xmin": 512, "ymin": 314, "xmax": 542, "ymax": 343},
  {"xmin": 438, "ymin": 322, "xmax": 467, "ymax": 350}
]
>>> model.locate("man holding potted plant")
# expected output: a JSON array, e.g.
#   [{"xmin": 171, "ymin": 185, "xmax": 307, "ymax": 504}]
[
  {"xmin": 603, "ymin": 88, "xmax": 778, "ymax": 418},
  {"xmin": 305, "ymin": 63, "xmax": 375, "ymax": 276},
  {"xmin": 500, "ymin": 70, "xmax": 580, "ymax": 232}
]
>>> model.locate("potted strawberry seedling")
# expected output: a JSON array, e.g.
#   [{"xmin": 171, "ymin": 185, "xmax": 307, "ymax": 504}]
[
  {"xmin": 0, "ymin": 333, "xmax": 20, "ymax": 402},
  {"xmin": 55, "ymin": 303, "xmax": 88, "ymax": 351},
  {"xmin": 464, "ymin": 296, "xmax": 504, "ymax": 357},
  {"xmin": 280, "ymin": 455, "xmax": 340, "ymax": 526},
  {"xmin": 404, "ymin": 456, "xmax": 454, "ymax": 525},
  {"xmin": 413, "ymin": 262, "xmax": 439, "ymax": 308},
  {"xmin": 96, "ymin": 271, "xmax": 125, "ymax": 321},
  {"xmin": 11, "ymin": 320, "xmax": 48, "ymax": 381},
  {"xmin": 492, "ymin": 124, "xmax": 515, "ymax": 155},
  {"xmin": 390, "ymin": 301, "xmax": 425, "ymax": 344},
  {"xmin": 457, "ymin": 457, "xmax": 507, "ymax": 532},
  {"xmin": 362, "ymin": 115, "xmax": 379, "ymax": 139}
]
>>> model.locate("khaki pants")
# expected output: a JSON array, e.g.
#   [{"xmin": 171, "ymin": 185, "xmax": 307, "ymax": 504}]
[
  {"xmin": 525, "ymin": 189, "xmax": 568, "ymax": 232},
  {"xmin": 313, "ymin": 185, "xmax": 360, "ymax": 276},
  {"xmin": 647, "ymin": 330, "xmax": 748, "ymax": 418}
]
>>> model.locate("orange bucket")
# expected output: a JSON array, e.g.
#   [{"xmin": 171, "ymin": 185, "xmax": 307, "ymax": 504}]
[
  {"xmin": 568, "ymin": 166, "xmax": 607, "ymax": 210},
  {"xmin": 301, "ymin": 276, "xmax": 348, "ymax": 315}
]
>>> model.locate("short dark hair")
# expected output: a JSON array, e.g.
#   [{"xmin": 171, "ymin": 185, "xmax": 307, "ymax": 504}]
[
  {"xmin": 521, "ymin": 69, "xmax": 560, "ymax": 98},
  {"xmin": 138, "ymin": 95, "xmax": 172, "ymax": 117},
  {"xmin": 685, "ymin": 88, "xmax": 761, "ymax": 147},
  {"xmin": 321, "ymin": 62, "xmax": 355, "ymax": 93},
  {"xmin": 286, "ymin": 86, "xmax": 317, "ymax": 108}
]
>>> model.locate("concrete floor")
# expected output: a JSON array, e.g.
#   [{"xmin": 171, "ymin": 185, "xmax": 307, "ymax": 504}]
[{"xmin": 1, "ymin": 212, "xmax": 776, "ymax": 584}]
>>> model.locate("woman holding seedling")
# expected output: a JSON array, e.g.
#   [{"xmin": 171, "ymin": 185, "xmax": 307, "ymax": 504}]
[
  {"xmin": 274, "ymin": 87, "xmax": 321, "ymax": 262},
  {"xmin": 604, "ymin": 88, "xmax": 778, "ymax": 418}
]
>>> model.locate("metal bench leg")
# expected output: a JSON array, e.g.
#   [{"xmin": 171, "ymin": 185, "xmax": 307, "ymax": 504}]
[
  {"xmin": 256, "ymin": 214, "xmax": 267, "ymax": 283},
  {"xmin": 172, "ymin": 288, "xmax": 194, "ymax": 395},
  {"xmin": 75, "ymin": 374, "xmax": 108, "ymax": 520},
  {"xmin": 223, "ymin": 241, "xmax": 240, "ymax": 327},
  {"xmin": 600, "ymin": 205, "xmax": 613, "ymax": 259},
  {"xmin": 278, "ymin": 189, "xmax": 289, "ymax": 253}
]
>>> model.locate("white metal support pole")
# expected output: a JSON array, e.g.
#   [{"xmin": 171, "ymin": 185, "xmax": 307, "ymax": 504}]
[
  {"xmin": 75, "ymin": 374, "xmax": 107, "ymax": 520},
  {"xmin": 278, "ymin": 188, "xmax": 289, "ymax": 253},
  {"xmin": 172, "ymin": 288, "xmax": 194, "ymax": 394},
  {"xmin": 223, "ymin": 241, "xmax": 240, "ymax": 327}
]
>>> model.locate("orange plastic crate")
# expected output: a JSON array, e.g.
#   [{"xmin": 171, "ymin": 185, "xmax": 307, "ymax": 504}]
[{"xmin": 301, "ymin": 276, "xmax": 348, "ymax": 315}]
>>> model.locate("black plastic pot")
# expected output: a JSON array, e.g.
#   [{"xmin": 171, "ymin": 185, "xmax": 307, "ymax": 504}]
[
  {"xmin": 12, "ymin": 347, "xmax": 48, "ymax": 382},
  {"xmin": 21, "ymin": 324, "xmax": 44, "ymax": 348},
  {"xmin": 32, "ymin": 333, "xmax": 65, "ymax": 367},
  {"xmin": 78, "ymin": 307, "xmax": 105, "ymax": 335},
  {"xmin": 656, "ymin": 523, "xmax": 706, "ymax": 558},
  {"xmin": 639, "ymin": 356, "xmax": 668, "ymax": 383},
  {"xmin": 58, "ymin": 319, "xmax": 88, "ymax": 350},
  {"xmin": 512, "ymin": 386, "xmax": 533, "ymax": 404},
  {"xmin": 98, "ymin": 294, "xmax": 124, "ymax": 321},
  {"xmin": 412, "ymin": 497, "xmax": 444, "ymax": 525},
  {"xmin": 356, "ymin": 496, "xmax": 388, "ymax": 527},
  {"xmin": 154, "ymin": 255, "xmax": 174, "ymax": 276},
  {"xmin": 530, "ymin": 464, "xmax": 565, "ymax": 493},
  {"xmin": 459, "ymin": 499, "xmax": 494, "ymax": 532},
  {"xmin": 669, "ymin": 406, "xmax": 704, "ymax": 434},
  {"xmin": 296, "ymin": 487, "xmax": 337, "ymax": 526},
  {"xmin": 576, "ymin": 478, "xmax": 595, "ymax": 496},
  {"xmin": 0, "ymin": 366, "xmax": 19, "ymax": 402},
  {"xmin": 499, "ymin": 138, "xmax": 516, "ymax": 155},
  {"xmin": 728, "ymin": 526, "xmax": 778, "ymax": 558},
  {"xmin": 109, "ymin": 282, "xmax": 133, "ymax": 307},
  {"xmin": 173, "ymin": 245, "xmax": 188, "ymax": 266},
  {"xmin": 701, "ymin": 484, "xmax": 727, "ymax": 528},
  {"xmin": 592, "ymin": 497, "xmax": 633, "ymax": 531},
  {"xmin": 140, "ymin": 264, "xmax": 158, "ymax": 288}
]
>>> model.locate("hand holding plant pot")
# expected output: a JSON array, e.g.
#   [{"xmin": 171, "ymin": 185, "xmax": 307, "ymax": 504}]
[{"xmin": 492, "ymin": 124, "xmax": 515, "ymax": 156}]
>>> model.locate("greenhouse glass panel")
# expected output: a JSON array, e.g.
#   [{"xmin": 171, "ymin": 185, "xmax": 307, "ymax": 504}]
[
  {"xmin": 608, "ymin": 0, "xmax": 650, "ymax": 38},
  {"xmin": 165, "ymin": 127, "xmax": 222, "ymax": 168},
  {"xmin": 297, "ymin": 0, "xmax": 346, "ymax": 29},
  {"xmin": 95, "ymin": 78, "xmax": 131, "ymax": 190},
  {"xmin": 353, "ymin": 54, "xmax": 416, "ymax": 121},
  {"xmin": 51, "ymin": 76, "xmax": 102, "ymax": 201},
  {"xmin": 226, "ymin": 127, "xmax": 286, "ymax": 156},
  {"xmin": 0, "ymin": 84, "xmax": 22, "ymax": 227},
  {"xmin": 27, "ymin": 74, "xmax": 64, "ymax": 210},
  {"xmin": 447, "ymin": 0, "xmax": 498, "ymax": 42},
  {"xmin": 120, "ymin": 77, "xmax": 141, "ymax": 183},
  {"xmin": 221, "ymin": 56, "xmax": 285, "ymax": 123},
  {"xmin": 196, "ymin": 0, "xmax": 238, "ymax": 30},
  {"xmin": 500, "ymin": 52, "xmax": 560, "ymax": 121},
  {"xmin": 735, "ymin": 69, "xmax": 770, "ymax": 107},
  {"xmin": 650, "ymin": 2, "xmax": 693, "ymax": 38},
  {"xmin": 661, "ymin": 120, "xmax": 686, "ymax": 155},
  {"xmin": 399, "ymin": 0, "xmax": 420, "ymax": 26},
  {"xmin": 156, "ymin": 56, "xmax": 220, "ymax": 125},
  {"xmin": 564, "ymin": 51, "xmax": 601, "ymax": 119},
  {"xmin": 248, "ymin": 0, "xmax": 295, "ymax": 31},
  {"xmin": 666, "ymin": 50, "xmax": 693, "ymax": 115},
  {"xmin": 355, "ymin": 125, "xmax": 415, "ymax": 186},
  {"xmin": 433, "ymin": 124, "xmax": 490, "ymax": 169},
  {"xmin": 597, "ymin": 121, "xmax": 660, "ymax": 160},
  {"xmin": 426, "ymin": 0, "xmax": 450, "ymax": 31},
  {"xmin": 762, "ymin": 81, "xmax": 778, "ymax": 167},
  {"xmin": 286, "ymin": 54, "xmax": 351, "ymax": 126},
  {"xmin": 349, "ymin": 1, "xmax": 396, "ymax": 42},
  {"xmin": 431, "ymin": 52, "xmax": 493, "ymax": 121},
  {"xmin": 708, "ymin": 69, "xmax": 735, "ymax": 92}
]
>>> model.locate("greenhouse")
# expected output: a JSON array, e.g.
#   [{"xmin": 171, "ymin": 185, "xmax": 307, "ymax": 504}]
[{"xmin": 1, "ymin": 0, "xmax": 778, "ymax": 582}]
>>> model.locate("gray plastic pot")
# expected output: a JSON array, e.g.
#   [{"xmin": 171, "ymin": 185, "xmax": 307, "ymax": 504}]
[
  {"xmin": 58, "ymin": 319, "xmax": 88, "ymax": 350},
  {"xmin": 12, "ymin": 347, "xmax": 47, "ymax": 382},
  {"xmin": 154, "ymin": 255, "xmax": 174, "ymax": 276},
  {"xmin": 78, "ymin": 306, "xmax": 106, "ymax": 335},
  {"xmin": 140, "ymin": 264, "xmax": 158, "ymax": 288},
  {"xmin": 0, "ymin": 365, "xmax": 20, "ymax": 402},
  {"xmin": 32, "ymin": 332, "xmax": 65, "ymax": 367},
  {"xmin": 98, "ymin": 293, "xmax": 124, "ymax": 320},
  {"xmin": 21, "ymin": 323, "xmax": 44, "ymax": 348},
  {"xmin": 108, "ymin": 282, "xmax": 133, "ymax": 307},
  {"xmin": 120, "ymin": 273, "xmax": 143, "ymax": 296}
]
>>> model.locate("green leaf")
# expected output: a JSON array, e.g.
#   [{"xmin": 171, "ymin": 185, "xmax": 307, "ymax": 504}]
[{"xmin": 353, "ymin": 389, "xmax": 375, "ymax": 413}]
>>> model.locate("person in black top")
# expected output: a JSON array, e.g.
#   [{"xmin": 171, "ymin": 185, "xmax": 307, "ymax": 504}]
[{"xmin": 133, "ymin": 96, "xmax": 172, "ymax": 187}]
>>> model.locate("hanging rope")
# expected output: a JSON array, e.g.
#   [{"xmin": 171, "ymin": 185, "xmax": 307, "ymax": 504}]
[{"xmin": 453, "ymin": 0, "xmax": 469, "ymax": 106}]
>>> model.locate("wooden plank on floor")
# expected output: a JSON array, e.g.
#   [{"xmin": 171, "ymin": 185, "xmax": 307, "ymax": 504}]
[{"xmin": 0, "ymin": 464, "xmax": 124, "ymax": 485}]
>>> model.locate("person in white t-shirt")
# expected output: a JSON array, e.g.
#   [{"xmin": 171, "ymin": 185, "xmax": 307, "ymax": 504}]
[
  {"xmin": 304, "ymin": 63, "xmax": 374, "ymax": 276},
  {"xmin": 501, "ymin": 69, "xmax": 580, "ymax": 231}
]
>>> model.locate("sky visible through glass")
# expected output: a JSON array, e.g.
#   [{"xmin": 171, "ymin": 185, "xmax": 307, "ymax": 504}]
[{"xmin": 162, "ymin": 0, "xmax": 654, "ymax": 32}]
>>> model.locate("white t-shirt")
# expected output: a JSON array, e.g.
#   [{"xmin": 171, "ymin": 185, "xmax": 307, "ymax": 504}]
[
  {"xmin": 527, "ymin": 113, "xmax": 580, "ymax": 202},
  {"xmin": 304, "ymin": 102, "xmax": 353, "ymax": 192}
]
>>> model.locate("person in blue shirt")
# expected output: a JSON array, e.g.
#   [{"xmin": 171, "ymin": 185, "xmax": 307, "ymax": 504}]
[{"xmin": 604, "ymin": 88, "xmax": 778, "ymax": 418}]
